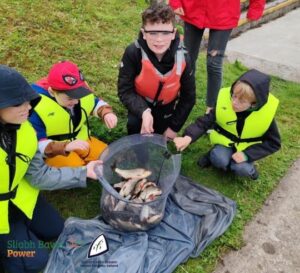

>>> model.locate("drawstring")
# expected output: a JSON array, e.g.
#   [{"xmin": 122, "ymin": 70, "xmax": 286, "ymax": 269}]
[
  {"xmin": 226, "ymin": 120, "xmax": 237, "ymax": 125},
  {"xmin": 6, "ymin": 152, "xmax": 31, "ymax": 166},
  {"xmin": 81, "ymin": 107, "xmax": 91, "ymax": 140}
]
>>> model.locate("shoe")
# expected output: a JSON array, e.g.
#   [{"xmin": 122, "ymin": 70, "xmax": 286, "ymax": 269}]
[
  {"xmin": 197, "ymin": 153, "xmax": 211, "ymax": 168},
  {"xmin": 250, "ymin": 168, "xmax": 259, "ymax": 180}
]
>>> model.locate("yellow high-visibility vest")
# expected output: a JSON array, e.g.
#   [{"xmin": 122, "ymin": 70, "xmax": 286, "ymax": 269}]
[
  {"xmin": 209, "ymin": 87, "xmax": 279, "ymax": 151},
  {"xmin": 0, "ymin": 122, "xmax": 39, "ymax": 234},
  {"xmin": 34, "ymin": 94, "xmax": 95, "ymax": 140}
]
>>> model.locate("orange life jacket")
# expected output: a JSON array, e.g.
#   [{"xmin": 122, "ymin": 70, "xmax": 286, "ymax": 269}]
[{"xmin": 134, "ymin": 41, "xmax": 186, "ymax": 105}]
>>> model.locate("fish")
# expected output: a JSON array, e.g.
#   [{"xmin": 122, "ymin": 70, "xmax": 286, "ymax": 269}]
[
  {"xmin": 147, "ymin": 213, "xmax": 163, "ymax": 224},
  {"xmin": 139, "ymin": 186, "xmax": 162, "ymax": 202},
  {"xmin": 115, "ymin": 167, "xmax": 152, "ymax": 180},
  {"xmin": 119, "ymin": 178, "xmax": 140, "ymax": 197}
]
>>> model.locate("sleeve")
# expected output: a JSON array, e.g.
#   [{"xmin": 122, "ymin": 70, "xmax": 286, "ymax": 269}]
[
  {"xmin": 184, "ymin": 111, "xmax": 216, "ymax": 142},
  {"xmin": 29, "ymin": 111, "xmax": 47, "ymax": 141},
  {"xmin": 243, "ymin": 120, "xmax": 281, "ymax": 161},
  {"xmin": 168, "ymin": 53, "xmax": 196, "ymax": 132},
  {"xmin": 25, "ymin": 150, "xmax": 87, "ymax": 190},
  {"xmin": 247, "ymin": 0, "xmax": 266, "ymax": 20},
  {"xmin": 117, "ymin": 44, "xmax": 149, "ymax": 118},
  {"xmin": 168, "ymin": 0, "xmax": 183, "ymax": 9}
]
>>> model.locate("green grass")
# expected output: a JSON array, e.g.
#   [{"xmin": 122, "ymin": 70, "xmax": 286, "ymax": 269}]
[{"xmin": 1, "ymin": 1, "xmax": 300, "ymax": 272}]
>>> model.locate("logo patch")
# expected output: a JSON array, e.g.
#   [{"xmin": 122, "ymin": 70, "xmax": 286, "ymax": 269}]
[{"xmin": 88, "ymin": 234, "xmax": 109, "ymax": 258}]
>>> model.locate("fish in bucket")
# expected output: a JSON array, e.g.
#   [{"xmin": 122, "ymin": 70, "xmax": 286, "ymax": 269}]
[{"xmin": 95, "ymin": 134, "xmax": 181, "ymax": 231}]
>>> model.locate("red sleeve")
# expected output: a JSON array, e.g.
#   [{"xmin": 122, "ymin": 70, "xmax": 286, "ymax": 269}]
[
  {"xmin": 168, "ymin": 0, "xmax": 183, "ymax": 10},
  {"xmin": 247, "ymin": 0, "xmax": 266, "ymax": 20}
]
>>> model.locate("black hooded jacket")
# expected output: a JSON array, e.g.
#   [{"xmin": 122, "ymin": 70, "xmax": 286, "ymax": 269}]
[
  {"xmin": 184, "ymin": 69, "xmax": 281, "ymax": 162},
  {"xmin": 117, "ymin": 32, "xmax": 196, "ymax": 132}
]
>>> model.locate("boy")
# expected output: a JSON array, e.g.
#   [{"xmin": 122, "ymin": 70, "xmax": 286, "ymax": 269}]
[
  {"xmin": 29, "ymin": 60, "xmax": 118, "ymax": 167},
  {"xmin": 0, "ymin": 65, "xmax": 100, "ymax": 273},
  {"xmin": 174, "ymin": 69, "xmax": 281, "ymax": 180},
  {"xmin": 118, "ymin": 3, "xmax": 195, "ymax": 139}
]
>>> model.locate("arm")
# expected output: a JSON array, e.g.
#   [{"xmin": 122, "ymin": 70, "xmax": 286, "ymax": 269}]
[
  {"xmin": 93, "ymin": 97, "xmax": 118, "ymax": 129},
  {"xmin": 168, "ymin": 54, "xmax": 196, "ymax": 133},
  {"xmin": 243, "ymin": 120, "xmax": 281, "ymax": 162},
  {"xmin": 117, "ymin": 44, "xmax": 149, "ymax": 118},
  {"xmin": 247, "ymin": 0, "xmax": 266, "ymax": 21},
  {"xmin": 25, "ymin": 150, "xmax": 87, "ymax": 190}
]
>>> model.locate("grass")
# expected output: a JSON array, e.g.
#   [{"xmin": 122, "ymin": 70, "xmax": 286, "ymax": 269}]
[{"xmin": 1, "ymin": 0, "xmax": 300, "ymax": 272}]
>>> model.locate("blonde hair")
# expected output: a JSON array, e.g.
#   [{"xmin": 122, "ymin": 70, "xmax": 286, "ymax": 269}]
[{"xmin": 232, "ymin": 81, "xmax": 256, "ymax": 104}]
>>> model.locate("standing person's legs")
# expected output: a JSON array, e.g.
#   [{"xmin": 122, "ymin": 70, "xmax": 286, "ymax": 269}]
[
  {"xmin": 206, "ymin": 29, "xmax": 232, "ymax": 108},
  {"xmin": 184, "ymin": 22, "xmax": 205, "ymax": 75},
  {"xmin": 209, "ymin": 145, "xmax": 233, "ymax": 171}
]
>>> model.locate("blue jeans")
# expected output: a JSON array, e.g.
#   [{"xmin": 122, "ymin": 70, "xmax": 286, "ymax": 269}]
[
  {"xmin": 0, "ymin": 195, "xmax": 64, "ymax": 273},
  {"xmin": 209, "ymin": 145, "xmax": 258, "ymax": 178},
  {"xmin": 184, "ymin": 22, "xmax": 232, "ymax": 107}
]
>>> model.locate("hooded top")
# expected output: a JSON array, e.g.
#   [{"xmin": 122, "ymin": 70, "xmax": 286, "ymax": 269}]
[
  {"xmin": 118, "ymin": 32, "xmax": 195, "ymax": 132},
  {"xmin": 184, "ymin": 69, "xmax": 281, "ymax": 162}
]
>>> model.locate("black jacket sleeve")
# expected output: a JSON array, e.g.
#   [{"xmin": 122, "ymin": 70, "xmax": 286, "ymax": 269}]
[
  {"xmin": 243, "ymin": 119, "xmax": 281, "ymax": 162},
  {"xmin": 183, "ymin": 110, "xmax": 216, "ymax": 142},
  {"xmin": 117, "ymin": 44, "xmax": 148, "ymax": 118},
  {"xmin": 168, "ymin": 53, "xmax": 196, "ymax": 132}
]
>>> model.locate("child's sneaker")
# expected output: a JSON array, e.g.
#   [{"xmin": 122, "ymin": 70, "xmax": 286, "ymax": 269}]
[
  {"xmin": 250, "ymin": 167, "xmax": 259, "ymax": 180},
  {"xmin": 197, "ymin": 153, "xmax": 211, "ymax": 168}
]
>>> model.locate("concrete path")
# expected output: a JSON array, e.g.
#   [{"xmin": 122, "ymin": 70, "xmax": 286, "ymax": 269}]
[
  {"xmin": 226, "ymin": 8, "xmax": 300, "ymax": 83},
  {"xmin": 213, "ymin": 159, "xmax": 300, "ymax": 273}
]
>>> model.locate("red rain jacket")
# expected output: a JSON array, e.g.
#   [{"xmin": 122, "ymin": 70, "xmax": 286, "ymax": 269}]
[{"xmin": 169, "ymin": 0, "xmax": 265, "ymax": 30}]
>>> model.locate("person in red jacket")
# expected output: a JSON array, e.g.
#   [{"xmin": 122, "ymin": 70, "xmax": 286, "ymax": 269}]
[{"xmin": 169, "ymin": 0, "xmax": 265, "ymax": 113}]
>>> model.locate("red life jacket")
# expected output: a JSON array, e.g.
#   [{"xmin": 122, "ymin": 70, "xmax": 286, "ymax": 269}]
[{"xmin": 134, "ymin": 41, "xmax": 186, "ymax": 105}]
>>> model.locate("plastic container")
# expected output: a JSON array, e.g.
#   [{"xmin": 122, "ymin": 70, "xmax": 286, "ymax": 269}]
[{"xmin": 95, "ymin": 134, "xmax": 181, "ymax": 232}]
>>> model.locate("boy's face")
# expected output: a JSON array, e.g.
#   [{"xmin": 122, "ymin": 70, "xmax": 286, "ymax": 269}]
[
  {"xmin": 141, "ymin": 21, "xmax": 176, "ymax": 59},
  {"xmin": 231, "ymin": 92, "xmax": 253, "ymax": 112},
  {"xmin": 0, "ymin": 102, "xmax": 31, "ymax": 124},
  {"xmin": 49, "ymin": 88, "xmax": 79, "ymax": 109}
]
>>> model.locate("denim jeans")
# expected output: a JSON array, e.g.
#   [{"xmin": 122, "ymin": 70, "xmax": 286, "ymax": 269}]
[
  {"xmin": 184, "ymin": 22, "xmax": 232, "ymax": 107},
  {"xmin": 209, "ymin": 145, "xmax": 258, "ymax": 178}
]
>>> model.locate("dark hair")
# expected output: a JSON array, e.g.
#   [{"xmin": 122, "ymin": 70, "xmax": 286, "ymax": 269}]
[{"xmin": 142, "ymin": 3, "xmax": 175, "ymax": 27}]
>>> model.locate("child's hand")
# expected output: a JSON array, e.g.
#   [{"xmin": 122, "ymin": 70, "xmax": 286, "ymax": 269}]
[
  {"xmin": 163, "ymin": 127, "xmax": 177, "ymax": 140},
  {"xmin": 86, "ymin": 160, "xmax": 103, "ymax": 180},
  {"xmin": 173, "ymin": 136, "xmax": 192, "ymax": 152},
  {"xmin": 141, "ymin": 109, "xmax": 154, "ymax": 134},
  {"xmin": 232, "ymin": 152, "xmax": 247, "ymax": 163},
  {"xmin": 104, "ymin": 113, "xmax": 118, "ymax": 129},
  {"xmin": 65, "ymin": 140, "xmax": 90, "ymax": 152},
  {"xmin": 174, "ymin": 7, "xmax": 185, "ymax": 16}
]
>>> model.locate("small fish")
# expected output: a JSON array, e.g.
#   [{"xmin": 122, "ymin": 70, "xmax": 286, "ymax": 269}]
[
  {"xmin": 115, "ymin": 167, "xmax": 152, "ymax": 180},
  {"xmin": 119, "ymin": 178, "xmax": 140, "ymax": 197},
  {"xmin": 116, "ymin": 219, "xmax": 143, "ymax": 230},
  {"xmin": 139, "ymin": 186, "xmax": 162, "ymax": 201},
  {"xmin": 147, "ymin": 213, "xmax": 163, "ymax": 224},
  {"xmin": 113, "ymin": 181, "xmax": 126, "ymax": 191}
]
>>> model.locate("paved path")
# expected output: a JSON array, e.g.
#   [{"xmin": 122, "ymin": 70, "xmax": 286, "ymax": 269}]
[{"xmin": 226, "ymin": 8, "xmax": 300, "ymax": 83}]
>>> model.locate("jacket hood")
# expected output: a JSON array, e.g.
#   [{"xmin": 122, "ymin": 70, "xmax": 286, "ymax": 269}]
[
  {"xmin": 0, "ymin": 65, "xmax": 41, "ymax": 110},
  {"xmin": 232, "ymin": 69, "xmax": 270, "ymax": 109}
]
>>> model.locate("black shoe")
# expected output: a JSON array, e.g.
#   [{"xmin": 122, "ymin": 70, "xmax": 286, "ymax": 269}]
[
  {"xmin": 197, "ymin": 153, "xmax": 211, "ymax": 168},
  {"xmin": 250, "ymin": 168, "xmax": 259, "ymax": 180}
]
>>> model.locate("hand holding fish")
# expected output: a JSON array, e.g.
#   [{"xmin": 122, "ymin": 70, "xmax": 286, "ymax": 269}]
[
  {"xmin": 141, "ymin": 108, "xmax": 154, "ymax": 134},
  {"xmin": 173, "ymin": 136, "xmax": 192, "ymax": 151},
  {"xmin": 86, "ymin": 160, "xmax": 103, "ymax": 179}
]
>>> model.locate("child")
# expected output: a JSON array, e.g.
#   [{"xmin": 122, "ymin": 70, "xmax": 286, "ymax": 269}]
[
  {"xmin": 118, "ymin": 3, "xmax": 195, "ymax": 139},
  {"xmin": 29, "ymin": 60, "xmax": 118, "ymax": 167},
  {"xmin": 174, "ymin": 69, "xmax": 281, "ymax": 180},
  {"xmin": 0, "ymin": 65, "xmax": 101, "ymax": 273}
]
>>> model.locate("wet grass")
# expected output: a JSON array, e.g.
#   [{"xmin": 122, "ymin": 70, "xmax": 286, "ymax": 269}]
[{"xmin": 1, "ymin": 1, "xmax": 300, "ymax": 272}]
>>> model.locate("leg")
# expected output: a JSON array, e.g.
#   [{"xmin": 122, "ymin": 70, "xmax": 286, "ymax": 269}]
[
  {"xmin": 209, "ymin": 145, "xmax": 233, "ymax": 171},
  {"xmin": 184, "ymin": 22, "xmax": 205, "ymax": 75},
  {"xmin": 230, "ymin": 161, "xmax": 259, "ymax": 180},
  {"xmin": 83, "ymin": 136, "xmax": 107, "ymax": 162},
  {"xmin": 206, "ymin": 29, "xmax": 232, "ymax": 108},
  {"xmin": 127, "ymin": 112, "xmax": 142, "ymax": 135},
  {"xmin": 45, "ymin": 151, "xmax": 85, "ymax": 167}
]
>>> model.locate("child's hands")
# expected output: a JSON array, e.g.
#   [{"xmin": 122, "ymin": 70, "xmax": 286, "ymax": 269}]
[
  {"xmin": 232, "ymin": 152, "xmax": 247, "ymax": 163},
  {"xmin": 141, "ymin": 109, "xmax": 154, "ymax": 134},
  {"xmin": 173, "ymin": 136, "xmax": 192, "ymax": 152},
  {"xmin": 65, "ymin": 140, "xmax": 90, "ymax": 152},
  {"xmin": 163, "ymin": 127, "xmax": 177, "ymax": 140},
  {"xmin": 174, "ymin": 7, "xmax": 185, "ymax": 16},
  {"xmin": 103, "ymin": 113, "xmax": 118, "ymax": 129},
  {"xmin": 86, "ymin": 160, "xmax": 103, "ymax": 180}
]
